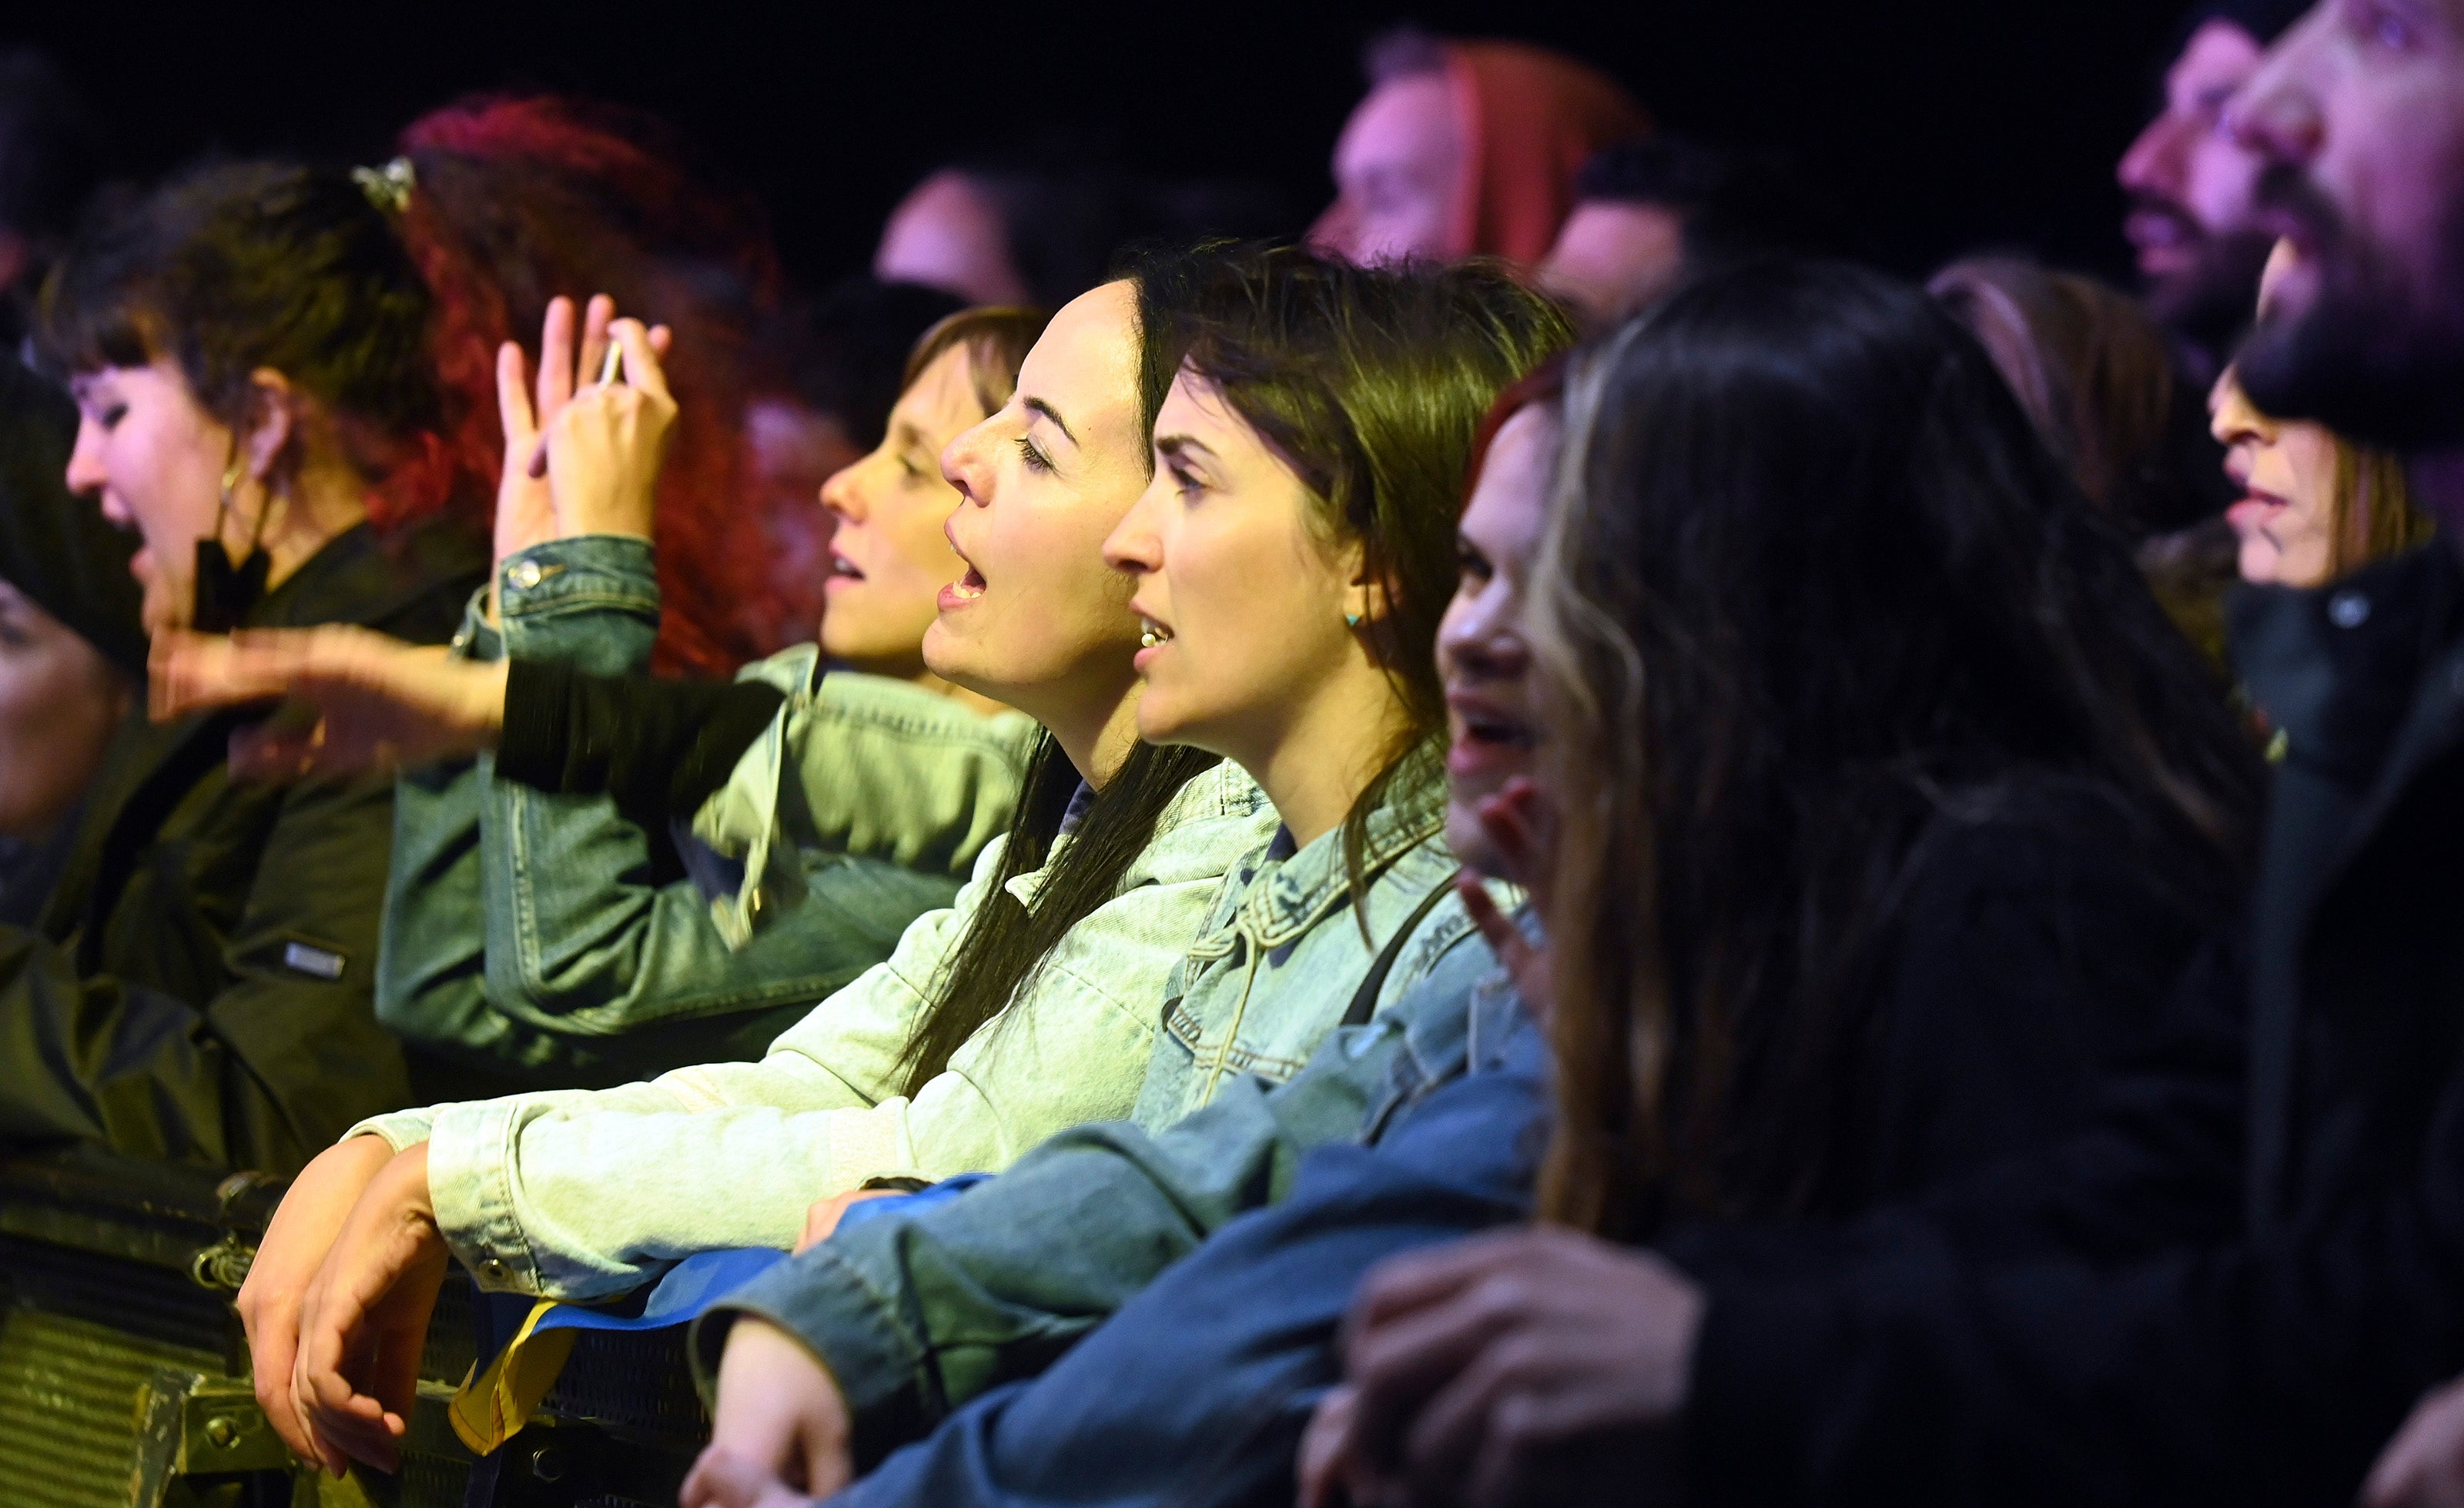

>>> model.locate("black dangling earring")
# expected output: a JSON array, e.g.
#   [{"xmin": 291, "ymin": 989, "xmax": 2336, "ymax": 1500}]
[{"xmin": 191, "ymin": 459, "xmax": 270, "ymax": 634}]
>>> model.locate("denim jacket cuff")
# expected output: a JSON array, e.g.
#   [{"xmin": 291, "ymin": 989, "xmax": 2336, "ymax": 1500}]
[
  {"xmin": 427, "ymin": 1098, "xmax": 548, "ymax": 1296},
  {"xmin": 497, "ymin": 535, "xmax": 661, "ymax": 674},
  {"xmin": 700, "ymin": 1241, "xmax": 932, "ymax": 1451},
  {"xmin": 447, "ymin": 584, "xmax": 502, "ymax": 663},
  {"xmin": 342, "ymin": 1108, "xmax": 439, "ymax": 1153}
]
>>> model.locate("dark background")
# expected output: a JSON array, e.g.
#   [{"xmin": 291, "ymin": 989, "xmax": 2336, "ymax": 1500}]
[{"xmin": 5, "ymin": 0, "xmax": 2191, "ymax": 290}]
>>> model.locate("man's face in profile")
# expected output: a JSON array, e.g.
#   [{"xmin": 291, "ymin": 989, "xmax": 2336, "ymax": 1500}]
[{"xmin": 2233, "ymin": 0, "xmax": 2464, "ymax": 453}]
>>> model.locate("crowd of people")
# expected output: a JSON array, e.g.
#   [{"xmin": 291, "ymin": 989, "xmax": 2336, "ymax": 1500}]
[{"xmin": 2, "ymin": 0, "xmax": 2464, "ymax": 1502}]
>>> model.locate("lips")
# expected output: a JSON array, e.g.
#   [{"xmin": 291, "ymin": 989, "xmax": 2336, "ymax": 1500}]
[
  {"xmin": 823, "ymin": 547, "xmax": 866, "ymax": 590},
  {"xmin": 1445, "ymin": 686, "xmax": 1536, "ymax": 781}
]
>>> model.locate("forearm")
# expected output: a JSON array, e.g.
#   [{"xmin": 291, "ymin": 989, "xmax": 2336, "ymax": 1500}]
[{"xmin": 708, "ymin": 1005, "xmax": 1428, "ymax": 1430}]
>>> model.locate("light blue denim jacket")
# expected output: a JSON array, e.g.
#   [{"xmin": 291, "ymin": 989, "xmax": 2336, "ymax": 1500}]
[
  {"xmin": 701, "ymin": 921, "xmax": 1527, "ymax": 1431},
  {"xmin": 1133, "ymin": 752, "xmax": 1478, "ymax": 1129},
  {"xmin": 377, "ymin": 535, "xmax": 1036, "ymax": 1087}
]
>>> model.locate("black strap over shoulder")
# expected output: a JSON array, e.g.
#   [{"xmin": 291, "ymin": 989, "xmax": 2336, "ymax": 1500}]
[{"xmin": 1341, "ymin": 869, "xmax": 1464, "ymax": 1029}]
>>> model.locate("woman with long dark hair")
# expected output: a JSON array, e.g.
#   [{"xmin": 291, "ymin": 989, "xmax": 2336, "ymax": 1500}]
[
  {"xmin": 183, "ymin": 245, "xmax": 1570, "ymax": 1476},
  {"xmin": 1145, "ymin": 258, "xmax": 2259, "ymax": 1508}
]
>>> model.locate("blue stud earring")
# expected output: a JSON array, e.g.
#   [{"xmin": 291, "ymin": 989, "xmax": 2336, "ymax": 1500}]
[{"xmin": 1344, "ymin": 613, "xmax": 1364, "ymax": 628}]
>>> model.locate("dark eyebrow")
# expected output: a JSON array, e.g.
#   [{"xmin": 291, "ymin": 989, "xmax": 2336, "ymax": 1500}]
[
  {"xmin": 1154, "ymin": 433, "xmax": 1220, "ymax": 465},
  {"xmin": 1023, "ymin": 397, "xmax": 1079, "ymax": 447}
]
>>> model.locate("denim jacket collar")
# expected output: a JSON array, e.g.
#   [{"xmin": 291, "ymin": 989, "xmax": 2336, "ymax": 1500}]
[{"xmin": 1187, "ymin": 745, "xmax": 1448, "ymax": 960}]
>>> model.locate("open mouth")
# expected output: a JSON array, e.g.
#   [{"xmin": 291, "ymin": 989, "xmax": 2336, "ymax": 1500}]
[
  {"xmin": 946, "ymin": 566, "xmax": 987, "ymax": 602},
  {"xmin": 1138, "ymin": 616, "xmax": 1175, "ymax": 650},
  {"xmin": 1458, "ymin": 714, "xmax": 1535, "ymax": 751},
  {"xmin": 826, "ymin": 550, "xmax": 865, "ymax": 583}
]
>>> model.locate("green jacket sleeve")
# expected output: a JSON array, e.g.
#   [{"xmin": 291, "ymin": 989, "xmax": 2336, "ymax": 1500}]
[{"xmin": 696, "ymin": 941, "xmax": 1508, "ymax": 1440}]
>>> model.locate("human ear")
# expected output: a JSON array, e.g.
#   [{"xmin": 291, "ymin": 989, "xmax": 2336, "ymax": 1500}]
[
  {"xmin": 239, "ymin": 368, "xmax": 298, "ymax": 485},
  {"xmin": 1341, "ymin": 542, "xmax": 1390, "ymax": 628}
]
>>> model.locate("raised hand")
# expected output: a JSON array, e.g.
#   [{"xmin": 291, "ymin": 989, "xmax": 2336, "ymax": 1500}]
[
  {"xmin": 680, "ymin": 1318, "xmax": 855, "ymax": 1508},
  {"xmin": 150, "ymin": 627, "xmax": 508, "ymax": 779},
  {"xmin": 538, "ymin": 314, "xmax": 675, "ymax": 541},
  {"xmin": 491, "ymin": 294, "xmax": 595, "ymax": 571},
  {"xmin": 289, "ymin": 1143, "xmax": 451, "ymax": 1476},
  {"xmin": 494, "ymin": 295, "xmax": 676, "ymax": 571}
]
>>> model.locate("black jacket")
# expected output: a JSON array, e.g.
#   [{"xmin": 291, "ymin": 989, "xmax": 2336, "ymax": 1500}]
[
  {"xmin": 0, "ymin": 519, "xmax": 485, "ymax": 1175},
  {"xmin": 1683, "ymin": 541, "xmax": 2464, "ymax": 1506}
]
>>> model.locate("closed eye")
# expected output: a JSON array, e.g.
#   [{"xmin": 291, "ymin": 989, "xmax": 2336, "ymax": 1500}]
[{"xmin": 1015, "ymin": 436, "xmax": 1053, "ymax": 475}]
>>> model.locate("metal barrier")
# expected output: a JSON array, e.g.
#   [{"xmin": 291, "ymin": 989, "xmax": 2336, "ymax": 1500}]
[{"xmin": 0, "ymin": 1148, "xmax": 706, "ymax": 1507}]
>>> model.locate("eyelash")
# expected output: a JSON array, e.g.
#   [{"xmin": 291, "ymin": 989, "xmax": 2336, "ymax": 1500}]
[
  {"xmin": 1015, "ymin": 436, "xmax": 1053, "ymax": 475},
  {"xmin": 1169, "ymin": 463, "xmax": 1204, "ymax": 498}
]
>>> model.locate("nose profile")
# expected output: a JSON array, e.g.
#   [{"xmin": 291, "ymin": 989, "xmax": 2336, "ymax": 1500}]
[
  {"xmin": 1100, "ymin": 489, "xmax": 1163, "ymax": 577},
  {"xmin": 2117, "ymin": 115, "xmax": 2181, "ymax": 196},
  {"xmin": 819, "ymin": 459, "xmax": 862, "ymax": 523},
  {"xmin": 940, "ymin": 418, "xmax": 996, "ymax": 507},
  {"xmin": 65, "ymin": 418, "xmax": 111, "ymax": 506},
  {"xmin": 2225, "ymin": 28, "xmax": 2327, "ymax": 168}
]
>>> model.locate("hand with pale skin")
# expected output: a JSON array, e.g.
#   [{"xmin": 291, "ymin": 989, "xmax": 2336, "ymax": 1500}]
[
  {"xmin": 283, "ymin": 1142, "xmax": 451, "ymax": 1476},
  {"xmin": 493, "ymin": 293, "xmax": 675, "ymax": 577},
  {"xmin": 1302, "ymin": 1229, "xmax": 1704, "ymax": 1508},
  {"xmin": 236, "ymin": 1135, "xmax": 400, "ymax": 1470},
  {"xmin": 2365, "ymin": 1376, "xmax": 2464, "ymax": 1507},
  {"xmin": 149, "ymin": 627, "xmax": 510, "ymax": 781},
  {"xmin": 680, "ymin": 1317, "xmax": 855, "ymax": 1508}
]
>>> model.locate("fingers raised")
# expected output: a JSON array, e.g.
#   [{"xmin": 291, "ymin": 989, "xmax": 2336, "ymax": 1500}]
[
  {"xmin": 612, "ymin": 317, "xmax": 675, "ymax": 402},
  {"xmin": 536, "ymin": 295, "xmax": 578, "ymax": 422}
]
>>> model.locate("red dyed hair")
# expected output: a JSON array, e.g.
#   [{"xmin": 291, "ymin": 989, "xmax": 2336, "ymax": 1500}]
[{"xmin": 394, "ymin": 95, "xmax": 785, "ymax": 677}]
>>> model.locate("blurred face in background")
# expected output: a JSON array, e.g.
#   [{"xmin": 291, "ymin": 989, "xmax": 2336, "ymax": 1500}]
[
  {"xmin": 0, "ymin": 580, "xmax": 129, "ymax": 838},
  {"xmin": 819, "ymin": 342, "xmax": 991, "ymax": 679},
  {"xmin": 2211, "ymin": 364, "xmax": 2340, "ymax": 587},
  {"xmin": 875, "ymin": 170, "xmax": 1033, "ymax": 307},
  {"xmin": 2211, "ymin": 239, "xmax": 2343, "ymax": 588},
  {"xmin": 1538, "ymin": 200, "xmax": 1688, "ymax": 327},
  {"xmin": 2119, "ymin": 20, "xmax": 2270, "ymax": 288},
  {"xmin": 1439, "ymin": 403, "xmax": 1554, "ymax": 877},
  {"xmin": 1310, "ymin": 72, "xmax": 1465, "ymax": 266},
  {"xmin": 63, "ymin": 357, "xmax": 235, "ymax": 638}
]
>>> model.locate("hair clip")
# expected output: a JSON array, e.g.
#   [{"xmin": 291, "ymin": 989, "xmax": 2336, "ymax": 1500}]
[{"xmin": 351, "ymin": 157, "xmax": 417, "ymax": 216}]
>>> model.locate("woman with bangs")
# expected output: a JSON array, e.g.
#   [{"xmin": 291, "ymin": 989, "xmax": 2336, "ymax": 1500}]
[
  {"xmin": 0, "ymin": 161, "xmax": 490, "ymax": 1175},
  {"xmin": 172, "ymin": 245, "xmax": 1571, "ymax": 1477}
]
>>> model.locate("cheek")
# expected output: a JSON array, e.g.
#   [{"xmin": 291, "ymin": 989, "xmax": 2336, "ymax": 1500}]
[{"xmin": 886, "ymin": 492, "xmax": 960, "ymax": 579}]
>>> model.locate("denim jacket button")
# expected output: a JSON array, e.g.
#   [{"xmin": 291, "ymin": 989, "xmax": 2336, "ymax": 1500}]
[
  {"xmin": 2328, "ymin": 590, "xmax": 2371, "ymax": 629},
  {"xmin": 507, "ymin": 560, "xmax": 544, "ymax": 592}
]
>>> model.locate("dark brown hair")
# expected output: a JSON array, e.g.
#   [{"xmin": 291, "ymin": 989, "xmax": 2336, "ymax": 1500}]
[
  {"xmin": 37, "ymin": 160, "xmax": 454, "ymax": 517},
  {"xmin": 901, "ymin": 306, "xmax": 1050, "ymax": 415},
  {"xmin": 1534, "ymin": 259, "xmax": 2259, "ymax": 1238}
]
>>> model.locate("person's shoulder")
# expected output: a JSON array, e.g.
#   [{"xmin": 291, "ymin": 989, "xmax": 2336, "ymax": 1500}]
[{"xmin": 1137, "ymin": 763, "xmax": 1281, "ymax": 881}]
